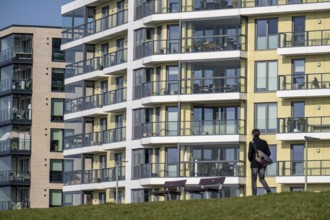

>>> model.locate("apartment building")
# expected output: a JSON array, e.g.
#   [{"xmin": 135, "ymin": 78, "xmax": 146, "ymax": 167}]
[
  {"xmin": 0, "ymin": 25, "xmax": 65, "ymax": 210},
  {"xmin": 61, "ymin": 0, "xmax": 330, "ymax": 205}
]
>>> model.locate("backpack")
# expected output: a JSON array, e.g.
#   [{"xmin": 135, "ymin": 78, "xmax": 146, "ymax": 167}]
[{"xmin": 252, "ymin": 141, "xmax": 273, "ymax": 167}]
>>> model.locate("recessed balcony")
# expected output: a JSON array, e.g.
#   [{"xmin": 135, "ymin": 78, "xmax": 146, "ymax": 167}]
[
  {"xmin": 134, "ymin": 120, "xmax": 246, "ymax": 145},
  {"xmin": 0, "ymin": 138, "xmax": 30, "ymax": 156},
  {"xmin": 0, "ymin": 79, "xmax": 32, "ymax": 96},
  {"xmin": 0, "ymin": 108, "xmax": 32, "ymax": 126},
  {"xmin": 0, "ymin": 47, "xmax": 32, "ymax": 65},
  {"xmin": 61, "ymin": 9, "xmax": 128, "ymax": 46},
  {"xmin": 138, "ymin": 76, "xmax": 246, "ymax": 105},
  {"xmin": 0, "ymin": 170, "xmax": 30, "ymax": 186},
  {"xmin": 277, "ymin": 116, "xmax": 330, "ymax": 141},
  {"xmin": 277, "ymin": 73, "xmax": 330, "ymax": 98},
  {"xmin": 276, "ymin": 160, "xmax": 330, "ymax": 184},
  {"xmin": 65, "ymin": 49, "xmax": 127, "ymax": 84},
  {"xmin": 278, "ymin": 30, "xmax": 330, "ymax": 56},
  {"xmin": 132, "ymin": 161, "xmax": 245, "ymax": 180},
  {"xmin": 64, "ymin": 94, "xmax": 106, "ymax": 120},
  {"xmin": 102, "ymin": 127, "xmax": 126, "ymax": 150},
  {"xmin": 63, "ymin": 167, "xmax": 125, "ymax": 186}
]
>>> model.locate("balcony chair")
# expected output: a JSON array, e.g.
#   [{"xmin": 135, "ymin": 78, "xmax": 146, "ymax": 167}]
[{"xmin": 185, "ymin": 177, "xmax": 226, "ymax": 199}]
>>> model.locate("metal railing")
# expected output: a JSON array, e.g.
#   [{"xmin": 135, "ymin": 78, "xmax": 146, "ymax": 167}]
[
  {"xmin": 103, "ymin": 87, "xmax": 127, "ymax": 106},
  {"xmin": 134, "ymin": 120, "xmax": 245, "ymax": 139},
  {"xmin": 102, "ymin": 127, "xmax": 126, "ymax": 144},
  {"xmin": 278, "ymin": 73, "xmax": 330, "ymax": 90},
  {"xmin": 0, "ymin": 108, "xmax": 31, "ymax": 123},
  {"xmin": 0, "ymin": 78, "xmax": 32, "ymax": 93},
  {"xmin": 0, "ymin": 138, "xmax": 31, "ymax": 153},
  {"xmin": 0, "ymin": 170, "xmax": 30, "ymax": 182},
  {"xmin": 0, "ymin": 201, "xmax": 30, "ymax": 211},
  {"xmin": 62, "ymin": 10, "xmax": 128, "ymax": 43},
  {"xmin": 278, "ymin": 160, "xmax": 330, "ymax": 176},
  {"xmin": 135, "ymin": 0, "xmax": 330, "ymax": 20},
  {"xmin": 132, "ymin": 161, "xmax": 245, "ymax": 179},
  {"xmin": 278, "ymin": 116, "xmax": 330, "ymax": 133},
  {"xmin": 103, "ymin": 48, "xmax": 127, "ymax": 68},
  {"xmin": 279, "ymin": 30, "xmax": 330, "ymax": 48},
  {"xmin": 64, "ymin": 127, "xmax": 126, "ymax": 150},
  {"xmin": 0, "ymin": 47, "xmax": 32, "ymax": 63},
  {"xmin": 63, "ymin": 166, "xmax": 126, "ymax": 185},
  {"xmin": 142, "ymin": 39, "xmax": 180, "ymax": 56},
  {"xmin": 65, "ymin": 94, "xmax": 102, "ymax": 114}
]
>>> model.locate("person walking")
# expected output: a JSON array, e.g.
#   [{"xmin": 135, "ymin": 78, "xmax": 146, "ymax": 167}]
[{"xmin": 248, "ymin": 128, "xmax": 271, "ymax": 195}]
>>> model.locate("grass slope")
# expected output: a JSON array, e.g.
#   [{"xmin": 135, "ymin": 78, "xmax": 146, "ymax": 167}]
[{"xmin": 1, "ymin": 192, "xmax": 330, "ymax": 220}]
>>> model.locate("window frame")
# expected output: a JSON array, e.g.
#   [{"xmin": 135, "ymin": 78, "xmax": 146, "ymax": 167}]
[
  {"xmin": 255, "ymin": 18, "xmax": 278, "ymax": 50},
  {"xmin": 50, "ymin": 129, "xmax": 64, "ymax": 152},
  {"xmin": 49, "ymin": 189, "xmax": 63, "ymax": 207},
  {"xmin": 255, "ymin": 60, "xmax": 278, "ymax": 92},
  {"xmin": 51, "ymin": 68, "xmax": 65, "ymax": 92},
  {"xmin": 51, "ymin": 98, "xmax": 64, "ymax": 122},
  {"xmin": 49, "ymin": 159, "xmax": 64, "ymax": 183},
  {"xmin": 254, "ymin": 103, "xmax": 278, "ymax": 134},
  {"xmin": 51, "ymin": 38, "xmax": 65, "ymax": 62}
]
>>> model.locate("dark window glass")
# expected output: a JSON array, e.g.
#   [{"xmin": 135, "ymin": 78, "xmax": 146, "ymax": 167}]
[
  {"xmin": 51, "ymin": 68, "xmax": 64, "ymax": 92},
  {"xmin": 50, "ymin": 159, "xmax": 63, "ymax": 183},
  {"xmin": 52, "ymin": 38, "xmax": 65, "ymax": 62}
]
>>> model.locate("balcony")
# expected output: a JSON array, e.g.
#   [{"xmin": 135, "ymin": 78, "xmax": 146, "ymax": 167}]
[
  {"xmin": 138, "ymin": 77, "xmax": 246, "ymax": 105},
  {"xmin": 135, "ymin": 120, "xmax": 246, "ymax": 145},
  {"xmin": 65, "ymin": 49, "xmax": 127, "ymax": 83},
  {"xmin": 0, "ymin": 47, "xmax": 32, "ymax": 65},
  {"xmin": 0, "ymin": 79, "xmax": 32, "ymax": 96},
  {"xmin": 64, "ymin": 94, "xmax": 106, "ymax": 120},
  {"xmin": 62, "ymin": 9, "xmax": 128, "ymax": 45},
  {"xmin": 278, "ymin": 30, "xmax": 330, "ymax": 55},
  {"xmin": 64, "ymin": 167, "xmax": 125, "ymax": 186},
  {"xmin": 0, "ymin": 200, "xmax": 29, "ymax": 211},
  {"xmin": 276, "ymin": 160, "xmax": 330, "ymax": 184},
  {"xmin": 0, "ymin": 138, "xmax": 30, "ymax": 156},
  {"xmin": 0, "ymin": 170, "xmax": 30, "ymax": 186},
  {"xmin": 102, "ymin": 87, "xmax": 127, "ymax": 112},
  {"xmin": 135, "ymin": 0, "xmax": 330, "ymax": 22},
  {"xmin": 277, "ymin": 116, "xmax": 330, "ymax": 140},
  {"xmin": 277, "ymin": 73, "xmax": 330, "ymax": 98},
  {"xmin": 132, "ymin": 161, "xmax": 245, "ymax": 180},
  {"xmin": 139, "ymin": 36, "xmax": 246, "ymax": 64},
  {"xmin": 0, "ymin": 108, "xmax": 32, "ymax": 126},
  {"xmin": 102, "ymin": 127, "xmax": 126, "ymax": 150},
  {"xmin": 64, "ymin": 131, "xmax": 102, "ymax": 151}
]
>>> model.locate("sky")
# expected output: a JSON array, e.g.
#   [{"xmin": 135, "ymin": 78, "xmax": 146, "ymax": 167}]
[{"xmin": 0, "ymin": 0, "xmax": 72, "ymax": 30}]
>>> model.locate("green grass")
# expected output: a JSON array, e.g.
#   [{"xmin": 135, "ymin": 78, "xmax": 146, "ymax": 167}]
[{"xmin": 1, "ymin": 192, "xmax": 330, "ymax": 220}]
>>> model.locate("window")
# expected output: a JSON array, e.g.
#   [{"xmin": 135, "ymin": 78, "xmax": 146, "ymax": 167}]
[
  {"xmin": 256, "ymin": 18, "xmax": 278, "ymax": 50},
  {"xmin": 50, "ymin": 159, "xmax": 63, "ymax": 183},
  {"xmin": 255, "ymin": 103, "xmax": 277, "ymax": 133},
  {"xmin": 51, "ymin": 68, "xmax": 64, "ymax": 92},
  {"xmin": 52, "ymin": 38, "xmax": 65, "ymax": 62},
  {"xmin": 51, "ymin": 99, "xmax": 64, "ymax": 122},
  {"xmin": 50, "ymin": 129, "xmax": 64, "ymax": 152},
  {"xmin": 49, "ymin": 190, "xmax": 62, "ymax": 207},
  {"xmin": 134, "ymin": 29, "xmax": 144, "ymax": 59},
  {"xmin": 255, "ymin": 61, "xmax": 277, "ymax": 91},
  {"xmin": 266, "ymin": 145, "xmax": 277, "ymax": 176}
]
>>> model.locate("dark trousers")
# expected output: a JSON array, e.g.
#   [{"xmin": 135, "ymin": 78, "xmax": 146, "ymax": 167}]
[{"xmin": 251, "ymin": 167, "xmax": 271, "ymax": 195}]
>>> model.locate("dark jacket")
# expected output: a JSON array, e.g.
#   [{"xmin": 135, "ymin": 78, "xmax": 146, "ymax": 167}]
[{"xmin": 248, "ymin": 137, "xmax": 271, "ymax": 168}]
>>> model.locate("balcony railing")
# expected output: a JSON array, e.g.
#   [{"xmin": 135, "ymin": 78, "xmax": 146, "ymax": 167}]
[
  {"xmin": 102, "ymin": 127, "xmax": 126, "ymax": 144},
  {"xmin": 0, "ymin": 47, "xmax": 32, "ymax": 63},
  {"xmin": 0, "ymin": 108, "xmax": 31, "ymax": 124},
  {"xmin": 65, "ymin": 57, "xmax": 102, "ymax": 78},
  {"xmin": 103, "ymin": 48, "xmax": 127, "ymax": 68},
  {"xmin": 135, "ymin": 120, "xmax": 245, "ymax": 139},
  {"xmin": 0, "ymin": 78, "xmax": 32, "ymax": 93},
  {"xmin": 142, "ymin": 39, "xmax": 180, "ymax": 57},
  {"xmin": 0, "ymin": 200, "xmax": 29, "ymax": 211},
  {"xmin": 64, "ymin": 131, "xmax": 101, "ymax": 150},
  {"xmin": 0, "ymin": 170, "xmax": 30, "ymax": 183},
  {"xmin": 65, "ymin": 94, "xmax": 102, "ymax": 114},
  {"xmin": 277, "ymin": 160, "xmax": 330, "ymax": 176},
  {"xmin": 103, "ymin": 87, "xmax": 127, "ymax": 106},
  {"xmin": 135, "ymin": 0, "xmax": 330, "ymax": 20},
  {"xmin": 65, "ymin": 49, "xmax": 127, "ymax": 79},
  {"xmin": 132, "ymin": 161, "xmax": 245, "ymax": 179},
  {"xmin": 62, "ymin": 9, "xmax": 128, "ymax": 44},
  {"xmin": 278, "ymin": 116, "xmax": 330, "ymax": 133},
  {"xmin": 279, "ymin": 30, "xmax": 330, "ymax": 48},
  {"xmin": 64, "ymin": 167, "xmax": 126, "ymax": 185},
  {"xmin": 182, "ymin": 35, "xmax": 246, "ymax": 52},
  {"xmin": 64, "ymin": 127, "xmax": 126, "ymax": 150},
  {"xmin": 278, "ymin": 73, "xmax": 330, "ymax": 90},
  {"xmin": 0, "ymin": 138, "xmax": 31, "ymax": 153}
]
